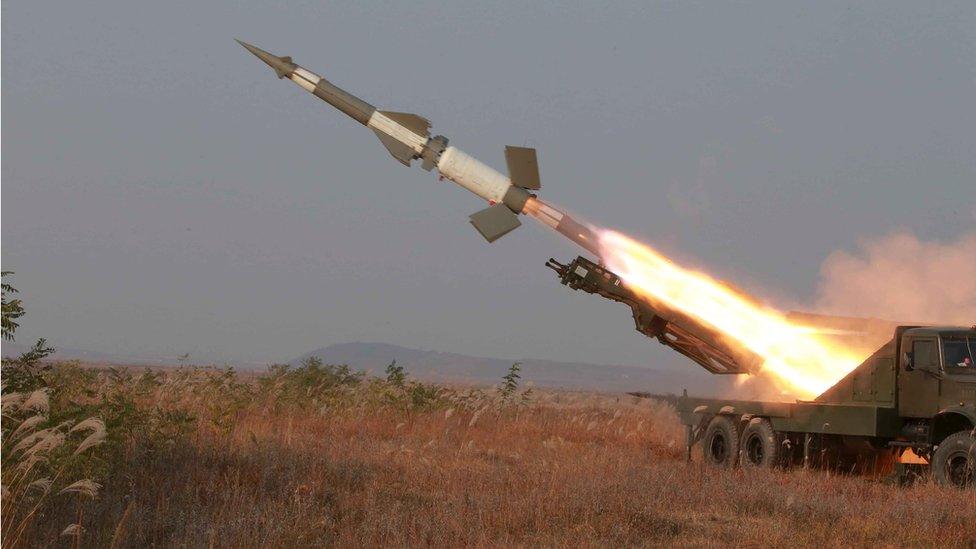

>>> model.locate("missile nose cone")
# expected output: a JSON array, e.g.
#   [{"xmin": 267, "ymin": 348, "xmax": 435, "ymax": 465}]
[{"xmin": 236, "ymin": 39, "xmax": 295, "ymax": 79}]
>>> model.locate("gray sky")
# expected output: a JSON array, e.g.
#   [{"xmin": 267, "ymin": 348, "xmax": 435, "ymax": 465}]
[{"xmin": 3, "ymin": 1, "xmax": 974, "ymax": 367}]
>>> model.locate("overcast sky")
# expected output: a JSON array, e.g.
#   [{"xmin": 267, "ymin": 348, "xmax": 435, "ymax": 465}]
[{"xmin": 3, "ymin": 1, "xmax": 974, "ymax": 367}]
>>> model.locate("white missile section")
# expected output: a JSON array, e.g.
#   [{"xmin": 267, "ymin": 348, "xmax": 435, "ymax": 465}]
[
  {"xmin": 435, "ymin": 146, "xmax": 530, "ymax": 242},
  {"xmin": 436, "ymin": 147, "xmax": 512, "ymax": 205},
  {"xmin": 290, "ymin": 68, "xmax": 321, "ymax": 92}
]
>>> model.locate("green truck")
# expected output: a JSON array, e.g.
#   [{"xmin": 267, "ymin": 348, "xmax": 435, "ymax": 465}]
[{"xmin": 547, "ymin": 255, "xmax": 976, "ymax": 487}]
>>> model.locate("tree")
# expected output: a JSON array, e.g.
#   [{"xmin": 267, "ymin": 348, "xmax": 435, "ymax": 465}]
[
  {"xmin": 2, "ymin": 271, "xmax": 55, "ymax": 392},
  {"xmin": 1, "ymin": 271, "xmax": 25, "ymax": 341},
  {"xmin": 385, "ymin": 359, "xmax": 405, "ymax": 388},
  {"xmin": 499, "ymin": 362, "xmax": 522, "ymax": 398}
]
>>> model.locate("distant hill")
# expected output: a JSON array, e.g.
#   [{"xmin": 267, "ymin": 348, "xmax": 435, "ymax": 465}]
[
  {"xmin": 291, "ymin": 342, "xmax": 731, "ymax": 394},
  {"xmin": 2, "ymin": 340, "xmax": 738, "ymax": 395}
]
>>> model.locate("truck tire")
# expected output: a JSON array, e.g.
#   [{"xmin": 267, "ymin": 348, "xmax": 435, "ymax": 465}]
[
  {"xmin": 931, "ymin": 430, "xmax": 976, "ymax": 488},
  {"xmin": 739, "ymin": 417, "xmax": 784, "ymax": 469},
  {"xmin": 703, "ymin": 415, "xmax": 740, "ymax": 468}
]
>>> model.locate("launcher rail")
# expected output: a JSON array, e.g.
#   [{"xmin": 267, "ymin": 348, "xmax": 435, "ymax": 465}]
[{"xmin": 546, "ymin": 256, "xmax": 759, "ymax": 375}]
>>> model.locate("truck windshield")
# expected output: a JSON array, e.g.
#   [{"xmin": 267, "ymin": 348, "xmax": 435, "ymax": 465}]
[{"xmin": 942, "ymin": 336, "xmax": 976, "ymax": 370}]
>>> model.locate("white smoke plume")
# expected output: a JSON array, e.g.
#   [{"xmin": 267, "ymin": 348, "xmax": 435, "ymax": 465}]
[{"xmin": 814, "ymin": 231, "xmax": 976, "ymax": 326}]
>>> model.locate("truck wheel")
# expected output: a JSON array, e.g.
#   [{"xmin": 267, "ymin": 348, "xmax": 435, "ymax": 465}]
[
  {"xmin": 932, "ymin": 430, "xmax": 976, "ymax": 488},
  {"xmin": 703, "ymin": 415, "xmax": 740, "ymax": 468},
  {"xmin": 739, "ymin": 417, "xmax": 783, "ymax": 469}
]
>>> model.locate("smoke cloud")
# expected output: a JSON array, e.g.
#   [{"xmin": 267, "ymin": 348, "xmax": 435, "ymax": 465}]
[{"xmin": 814, "ymin": 231, "xmax": 976, "ymax": 326}]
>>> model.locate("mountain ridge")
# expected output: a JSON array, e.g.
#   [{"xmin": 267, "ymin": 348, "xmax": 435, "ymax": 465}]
[
  {"xmin": 291, "ymin": 341, "xmax": 724, "ymax": 394},
  {"xmin": 2, "ymin": 340, "xmax": 733, "ymax": 395}
]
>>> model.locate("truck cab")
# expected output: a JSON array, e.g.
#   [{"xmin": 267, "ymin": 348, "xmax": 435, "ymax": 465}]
[{"xmin": 898, "ymin": 327, "xmax": 976, "ymax": 437}]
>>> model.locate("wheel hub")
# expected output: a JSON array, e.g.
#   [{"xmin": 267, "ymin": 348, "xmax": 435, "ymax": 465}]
[
  {"xmin": 946, "ymin": 453, "xmax": 974, "ymax": 487},
  {"xmin": 746, "ymin": 435, "xmax": 764, "ymax": 465},
  {"xmin": 710, "ymin": 433, "xmax": 727, "ymax": 462}
]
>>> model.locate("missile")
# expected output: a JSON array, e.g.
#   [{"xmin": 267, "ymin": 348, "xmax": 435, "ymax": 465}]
[{"xmin": 237, "ymin": 40, "xmax": 599, "ymax": 255}]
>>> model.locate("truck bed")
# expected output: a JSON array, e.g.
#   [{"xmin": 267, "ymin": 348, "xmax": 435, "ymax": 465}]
[{"xmin": 676, "ymin": 394, "xmax": 902, "ymax": 438}]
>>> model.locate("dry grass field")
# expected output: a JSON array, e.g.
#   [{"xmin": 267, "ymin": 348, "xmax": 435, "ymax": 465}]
[{"xmin": 2, "ymin": 359, "xmax": 974, "ymax": 548}]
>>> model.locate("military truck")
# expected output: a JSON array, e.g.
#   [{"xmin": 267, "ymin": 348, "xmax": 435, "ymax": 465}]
[{"xmin": 547, "ymin": 256, "xmax": 976, "ymax": 487}]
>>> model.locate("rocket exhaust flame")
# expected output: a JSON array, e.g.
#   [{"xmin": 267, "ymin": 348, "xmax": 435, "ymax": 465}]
[
  {"xmin": 594, "ymin": 230, "xmax": 866, "ymax": 397},
  {"xmin": 525, "ymin": 197, "xmax": 864, "ymax": 398}
]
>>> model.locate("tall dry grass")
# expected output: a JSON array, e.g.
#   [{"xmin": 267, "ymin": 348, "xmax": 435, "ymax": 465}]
[
  {"xmin": 1, "ymin": 387, "xmax": 106, "ymax": 548},
  {"xmin": 1, "ymin": 360, "xmax": 974, "ymax": 548}
]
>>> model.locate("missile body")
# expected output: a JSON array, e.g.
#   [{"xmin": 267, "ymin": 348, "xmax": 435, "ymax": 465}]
[{"xmin": 238, "ymin": 40, "xmax": 599, "ymax": 255}]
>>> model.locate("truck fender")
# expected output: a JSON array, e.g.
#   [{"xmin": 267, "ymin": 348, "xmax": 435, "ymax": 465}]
[{"xmin": 930, "ymin": 407, "xmax": 976, "ymax": 445}]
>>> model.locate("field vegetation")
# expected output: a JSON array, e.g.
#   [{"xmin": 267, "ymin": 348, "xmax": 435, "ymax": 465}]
[{"xmin": 2, "ymin": 355, "xmax": 975, "ymax": 547}]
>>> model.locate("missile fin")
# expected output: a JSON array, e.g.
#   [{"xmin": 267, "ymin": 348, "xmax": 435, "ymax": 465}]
[
  {"xmin": 504, "ymin": 146, "xmax": 541, "ymax": 190},
  {"xmin": 469, "ymin": 203, "xmax": 522, "ymax": 243},
  {"xmin": 372, "ymin": 128, "xmax": 415, "ymax": 166},
  {"xmin": 378, "ymin": 111, "xmax": 430, "ymax": 138},
  {"xmin": 275, "ymin": 56, "xmax": 294, "ymax": 78}
]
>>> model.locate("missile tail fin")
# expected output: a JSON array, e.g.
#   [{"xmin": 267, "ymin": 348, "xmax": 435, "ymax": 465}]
[
  {"xmin": 469, "ymin": 203, "xmax": 522, "ymax": 243},
  {"xmin": 505, "ymin": 146, "xmax": 541, "ymax": 190},
  {"xmin": 372, "ymin": 128, "xmax": 415, "ymax": 166}
]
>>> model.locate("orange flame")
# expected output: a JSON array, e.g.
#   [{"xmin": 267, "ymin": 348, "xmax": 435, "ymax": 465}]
[{"xmin": 597, "ymin": 229, "xmax": 866, "ymax": 398}]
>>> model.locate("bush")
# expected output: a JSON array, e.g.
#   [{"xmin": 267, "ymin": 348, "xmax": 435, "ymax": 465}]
[{"xmin": 257, "ymin": 357, "xmax": 364, "ymax": 411}]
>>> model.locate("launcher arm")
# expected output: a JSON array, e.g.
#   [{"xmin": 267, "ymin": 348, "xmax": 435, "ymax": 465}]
[{"xmin": 546, "ymin": 256, "xmax": 760, "ymax": 375}]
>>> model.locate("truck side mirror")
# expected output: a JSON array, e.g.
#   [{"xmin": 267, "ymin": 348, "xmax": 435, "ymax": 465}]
[{"xmin": 903, "ymin": 351, "xmax": 913, "ymax": 371}]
